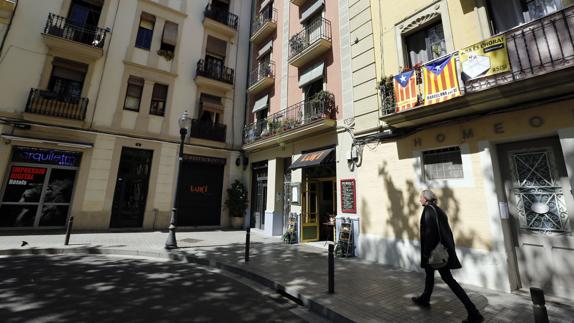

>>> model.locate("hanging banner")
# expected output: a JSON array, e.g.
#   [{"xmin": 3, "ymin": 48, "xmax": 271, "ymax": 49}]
[
  {"xmin": 459, "ymin": 35, "xmax": 510, "ymax": 80},
  {"xmin": 393, "ymin": 70, "xmax": 418, "ymax": 112},
  {"xmin": 422, "ymin": 54, "xmax": 461, "ymax": 106}
]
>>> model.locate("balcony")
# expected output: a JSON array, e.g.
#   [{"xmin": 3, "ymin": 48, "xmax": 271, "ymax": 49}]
[
  {"xmin": 195, "ymin": 59, "xmax": 234, "ymax": 92},
  {"xmin": 248, "ymin": 61, "xmax": 275, "ymax": 95},
  {"xmin": 243, "ymin": 92, "xmax": 336, "ymax": 150},
  {"xmin": 25, "ymin": 89, "xmax": 88, "ymax": 121},
  {"xmin": 41, "ymin": 13, "xmax": 107, "ymax": 60},
  {"xmin": 190, "ymin": 119, "xmax": 227, "ymax": 142},
  {"xmin": 381, "ymin": 6, "xmax": 574, "ymax": 128},
  {"xmin": 288, "ymin": 18, "xmax": 332, "ymax": 67},
  {"xmin": 203, "ymin": 3, "xmax": 238, "ymax": 40},
  {"xmin": 250, "ymin": 7, "xmax": 277, "ymax": 43}
]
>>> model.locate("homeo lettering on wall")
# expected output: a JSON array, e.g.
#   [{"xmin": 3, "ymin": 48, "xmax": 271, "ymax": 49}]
[
  {"xmin": 12, "ymin": 147, "xmax": 82, "ymax": 167},
  {"xmin": 413, "ymin": 115, "xmax": 556, "ymax": 147}
]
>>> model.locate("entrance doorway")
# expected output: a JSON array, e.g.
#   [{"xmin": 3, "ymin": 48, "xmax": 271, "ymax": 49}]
[
  {"xmin": 301, "ymin": 177, "xmax": 336, "ymax": 242},
  {"xmin": 497, "ymin": 136, "xmax": 574, "ymax": 299},
  {"xmin": 251, "ymin": 162, "xmax": 268, "ymax": 230},
  {"xmin": 110, "ymin": 147, "xmax": 153, "ymax": 228}
]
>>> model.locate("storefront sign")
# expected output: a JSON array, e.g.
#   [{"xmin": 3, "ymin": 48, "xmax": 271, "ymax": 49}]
[
  {"xmin": 11, "ymin": 147, "xmax": 81, "ymax": 167},
  {"xmin": 459, "ymin": 35, "xmax": 510, "ymax": 80},
  {"xmin": 340, "ymin": 179, "xmax": 356, "ymax": 213},
  {"xmin": 184, "ymin": 155, "xmax": 226, "ymax": 165}
]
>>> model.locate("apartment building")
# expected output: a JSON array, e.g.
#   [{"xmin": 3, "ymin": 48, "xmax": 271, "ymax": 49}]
[
  {"xmin": 341, "ymin": 0, "xmax": 574, "ymax": 299},
  {"xmin": 243, "ymin": 0, "xmax": 343, "ymax": 241},
  {"xmin": 0, "ymin": 0, "xmax": 251, "ymax": 231}
]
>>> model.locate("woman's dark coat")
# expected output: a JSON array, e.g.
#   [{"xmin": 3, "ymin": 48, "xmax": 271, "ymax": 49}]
[{"xmin": 420, "ymin": 204, "xmax": 462, "ymax": 269}]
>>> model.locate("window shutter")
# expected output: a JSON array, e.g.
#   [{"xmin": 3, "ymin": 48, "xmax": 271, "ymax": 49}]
[{"xmin": 162, "ymin": 21, "xmax": 178, "ymax": 46}]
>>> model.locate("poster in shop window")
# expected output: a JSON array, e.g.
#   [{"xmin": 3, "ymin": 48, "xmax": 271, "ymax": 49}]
[{"xmin": 0, "ymin": 166, "xmax": 47, "ymax": 227}]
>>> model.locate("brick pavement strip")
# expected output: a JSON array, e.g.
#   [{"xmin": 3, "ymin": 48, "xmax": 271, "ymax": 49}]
[{"xmin": 0, "ymin": 231, "xmax": 573, "ymax": 323}]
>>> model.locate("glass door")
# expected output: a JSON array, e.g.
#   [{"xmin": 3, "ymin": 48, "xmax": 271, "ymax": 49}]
[{"xmin": 301, "ymin": 180, "xmax": 319, "ymax": 242}]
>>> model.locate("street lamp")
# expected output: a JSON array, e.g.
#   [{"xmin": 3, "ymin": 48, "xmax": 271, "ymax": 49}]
[{"xmin": 165, "ymin": 110, "xmax": 192, "ymax": 249}]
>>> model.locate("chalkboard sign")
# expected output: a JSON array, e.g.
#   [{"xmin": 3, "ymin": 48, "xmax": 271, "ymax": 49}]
[{"xmin": 340, "ymin": 179, "xmax": 356, "ymax": 213}]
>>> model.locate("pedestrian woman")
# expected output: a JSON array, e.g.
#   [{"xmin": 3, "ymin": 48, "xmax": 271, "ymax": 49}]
[{"xmin": 411, "ymin": 189, "xmax": 484, "ymax": 323}]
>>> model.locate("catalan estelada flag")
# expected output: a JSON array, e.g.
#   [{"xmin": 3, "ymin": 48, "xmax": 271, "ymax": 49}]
[
  {"xmin": 422, "ymin": 54, "xmax": 461, "ymax": 106},
  {"xmin": 393, "ymin": 70, "xmax": 417, "ymax": 112}
]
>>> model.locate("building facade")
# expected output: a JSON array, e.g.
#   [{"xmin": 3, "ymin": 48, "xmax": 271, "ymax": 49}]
[
  {"xmin": 0, "ymin": 0, "xmax": 251, "ymax": 231},
  {"xmin": 243, "ymin": 0, "xmax": 343, "ymax": 241},
  {"xmin": 342, "ymin": 0, "xmax": 574, "ymax": 300}
]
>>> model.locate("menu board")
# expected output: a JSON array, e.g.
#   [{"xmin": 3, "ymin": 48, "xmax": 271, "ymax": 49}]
[{"xmin": 340, "ymin": 179, "xmax": 356, "ymax": 213}]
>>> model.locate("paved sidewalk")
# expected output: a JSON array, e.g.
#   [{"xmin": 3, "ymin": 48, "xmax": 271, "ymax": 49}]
[{"xmin": 0, "ymin": 230, "xmax": 573, "ymax": 323}]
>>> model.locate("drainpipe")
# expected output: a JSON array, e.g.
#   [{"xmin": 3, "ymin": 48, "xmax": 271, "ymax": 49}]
[{"xmin": 0, "ymin": 0, "xmax": 18, "ymax": 59}]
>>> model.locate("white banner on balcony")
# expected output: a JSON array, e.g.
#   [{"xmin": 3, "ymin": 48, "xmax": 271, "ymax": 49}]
[
  {"xmin": 300, "ymin": 0, "xmax": 324, "ymax": 23},
  {"xmin": 298, "ymin": 62, "xmax": 324, "ymax": 87},
  {"xmin": 252, "ymin": 95, "xmax": 269, "ymax": 113},
  {"xmin": 258, "ymin": 40, "xmax": 273, "ymax": 58}
]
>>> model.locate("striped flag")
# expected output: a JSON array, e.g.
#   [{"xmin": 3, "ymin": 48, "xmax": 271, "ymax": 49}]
[
  {"xmin": 422, "ymin": 54, "xmax": 461, "ymax": 106},
  {"xmin": 393, "ymin": 70, "xmax": 417, "ymax": 112}
]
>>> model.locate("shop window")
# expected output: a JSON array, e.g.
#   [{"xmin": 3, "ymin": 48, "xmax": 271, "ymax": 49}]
[
  {"xmin": 135, "ymin": 12, "xmax": 155, "ymax": 50},
  {"xmin": 48, "ymin": 57, "xmax": 88, "ymax": 102},
  {"xmin": 487, "ymin": 0, "xmax": 572, "ymax": 33},
  {"xmin": 0, "ymin": 147, "xmax": 81, "ymax": 228},
  {"xmin": 150, "ymin": 83, "xmax": 168, "ymax": 116},
  {"xmin": 124, "ymin": 76, "xmax": 144, "ymax": 111},
  {"xmin": 422, "ymin": 146, "xmax": 464, "ymax": 180},
  {"xmin": 405, "ymin": 21, "xmax": 446, "ymax": 67},
  {"xmin": 159, "ymin": 21, "xmax": 178, "ymax": 59}
]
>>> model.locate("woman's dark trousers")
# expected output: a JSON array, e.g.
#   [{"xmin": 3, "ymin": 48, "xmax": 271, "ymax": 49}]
[{"xmin": 421, "ymin": 267, "xmax": 479, "ymax": 315}]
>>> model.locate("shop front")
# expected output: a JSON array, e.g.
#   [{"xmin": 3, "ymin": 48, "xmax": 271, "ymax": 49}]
[
  {"xmin": 0, "ymin": 146, "xmax": 81, "ymax": 228},
  {"xmin": 177, "ymin": 155, "xmax": 226, "ymax": 227}
]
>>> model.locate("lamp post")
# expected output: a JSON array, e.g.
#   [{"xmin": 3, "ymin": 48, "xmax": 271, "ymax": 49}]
[{"xmin": 165, "ymin": 110, "xmax": 192, "ymax": 249}]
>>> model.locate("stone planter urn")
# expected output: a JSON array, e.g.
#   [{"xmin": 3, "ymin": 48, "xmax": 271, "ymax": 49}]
[{"xmin": 231, "ymin": 216, "xmax": 244, "ymax": 229}]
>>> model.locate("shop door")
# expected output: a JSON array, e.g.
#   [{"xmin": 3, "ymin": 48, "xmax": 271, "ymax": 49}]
[
  {"xmin": 301, "ymin": 180, "xmax": 319, "ymax": 242},
  {"xmin": 177, "ymin": 160, "xmax": 224, "ymax": 226},
  {"xmin": 110, "ymin": 148, "xmax": 153, "ymax": 228},
  {"xmin": 497, "ymin": 137, "xmax": 574, "ymax": 299},
  {"xmin": 252, "ymin": 177, "xmax": 267, "ymax": 229}
]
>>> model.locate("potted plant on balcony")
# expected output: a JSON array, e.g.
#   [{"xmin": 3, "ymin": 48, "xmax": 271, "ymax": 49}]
[
  {"xmin": 225, "ymin": 180, "xmax": 248, "ymax": 229},
  {"xmin": 308, "ymin": 90, "xmax": 335, "ymax": 121},
  {"xmin": 157, "ymin": 49, "xmax": 175, "ymax": 61}
]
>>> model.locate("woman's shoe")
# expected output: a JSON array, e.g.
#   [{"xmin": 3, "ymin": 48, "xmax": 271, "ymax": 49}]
[
  {"xmin": 411, "ymin": 296, "xmax": 430, "ymax": 308},
  {"xmin": 462, "ymin": 313, "xmax": 484, "ymax": 323}
]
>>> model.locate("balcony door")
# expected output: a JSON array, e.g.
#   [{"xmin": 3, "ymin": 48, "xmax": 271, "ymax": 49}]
[
  {"xmin": 497, "ymin": 137, "xmax": 574, "ymax": 299},
  {"xmin": 303, "ymin": 79, "xmax": 323, "ymax": 122},
  {"xmin": 68, "ymin": 0, "xmax": 102, "ymax": 27},
  {"xmin": 487, "ymin": 0, "xmax": 569, "ymax": 33},
  {"xmin": 48, "ymin": 57, "xmax": 87, "ymax": 102}
]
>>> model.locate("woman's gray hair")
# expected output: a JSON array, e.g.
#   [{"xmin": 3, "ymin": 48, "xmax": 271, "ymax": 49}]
[{"xmin": 421, "ymin": 189, "xmax": 437, "ymax": 204}]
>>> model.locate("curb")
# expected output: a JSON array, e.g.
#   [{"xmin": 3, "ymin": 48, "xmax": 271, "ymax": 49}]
[{"xmin": 0, "ymin": 247, "xmax": 354, "ymax": 323}]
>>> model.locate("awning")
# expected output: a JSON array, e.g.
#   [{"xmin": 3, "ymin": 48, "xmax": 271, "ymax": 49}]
[
  {"xmin": 257, "ymin": 40, "xmax": 273, "ymax": 58},
  {"xmin": 300, "ymin": 0, "xmax": 324, "ymax": 23},
  {"xmin": 252, "ymin": 95, "xmax": 269, "ymax": 113},
  {"xmin": 289, "ymin": 148, "xmax": 334, "ymax": 170},
  {"xmin": 259, "ymin": 0, "xmax": 271, "ymax": 12},
  {"xmin": 298, "ymin": 62, "xmax": 324, "ymax": 87},
  {"xmin": 201, "ymin": 94, "xmax": 224, "ymax": 112}
]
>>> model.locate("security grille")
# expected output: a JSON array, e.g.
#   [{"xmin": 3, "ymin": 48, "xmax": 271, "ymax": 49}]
[{"xmin": 422, "ymin": 147, "xmax": 464, "ymax": 180}]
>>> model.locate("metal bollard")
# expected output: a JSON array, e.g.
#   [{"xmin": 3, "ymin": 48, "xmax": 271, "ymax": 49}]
[
  {"xmin": 530, "ymin": 287, "xmax": 549, "ymax": 323},
  {"xmin": 328, "ymin": 243, "xmax": 334, "ymax": 294},
  {"xmin": 64, "ymin": 216, "xmax": 74, "ymax": 246},
  {"xmin": 245, "ymin": 227, "xmax": 251, "ymax": 262}
]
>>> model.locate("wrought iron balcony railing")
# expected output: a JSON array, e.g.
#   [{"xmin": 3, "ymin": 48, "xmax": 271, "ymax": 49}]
[
  {"xmin": 249, "ymin": 61, "xmax": 275, "ymax": 87},
  {"xmin": 288, "ymin": 18, "xmax": 332, "ymax": 60},
  {"xmin": 251, "ymin": 7, "xmax": 277, "ymax": 36},
  {"xmin": 190, "ymin": 119, "xmax": 227, "ymax": 142},
  {"xmin": 25, "ymin": 88, "xmax": 88, "ymax": 121},
  {"xmin": 196, "ymin": 59, "xmax": 235, "ymax": 85},
  {"xmin": 381, "ymin": 5, "xmax": 574, "ymax": 116},
  {"xmin": 43, "ymin": 13, "xmax": 107, "ymax": 48},
  {"xmin": 204, "ymin": 3, "xmax": 238, "ymax": 30},
  {"xmin": 243, "ymin": 92, "xmax": 335, "ymax": 144}
]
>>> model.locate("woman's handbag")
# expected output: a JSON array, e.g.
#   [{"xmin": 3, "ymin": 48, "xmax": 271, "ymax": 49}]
[{"xmin": 428, "ymin": 205, "xmax": 449, "ymax": 269}]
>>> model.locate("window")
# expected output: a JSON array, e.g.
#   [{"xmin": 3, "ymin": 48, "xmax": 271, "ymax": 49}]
[
  {"xmin": 199, "ymin": 94, "xmax": 223, "ymax": 124},
  {"xmin": 135, "ymin": 13, "xmax": 155, "ymax": 50},
  {"xmin": 487, "ymin": 0, "xmax": 572, "ymax": 33},
  {"xmin": 159, "ymin": 21, "xmax": 178, "ymax": 56},
  {"xmin": 422, "ymin": 147, "xmax": 464, "ymax": 180},
  {"xmin": 48, "ymin": 58, "xmax": 88, "ymax": 102},
  {"xmin": 150, "ymin": 83, "xmax": 168, "ymax": 116},
  {"xmin": 124, "ymin": 76, "xmax": 144, "ymax": 111},
  {"xmin": 405, "ymin": 22, "xmax": 446, "ymax": 67}
]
